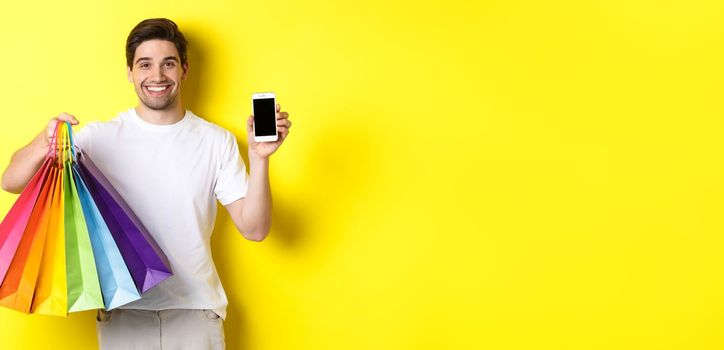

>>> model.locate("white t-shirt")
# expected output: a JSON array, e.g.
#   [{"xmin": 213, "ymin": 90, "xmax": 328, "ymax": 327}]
[{"xmin": 75, "ymin": 108, "xmax": 248, "ymax": 319}]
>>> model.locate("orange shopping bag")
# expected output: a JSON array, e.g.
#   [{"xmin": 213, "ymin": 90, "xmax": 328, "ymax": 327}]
[{"xmin": 31, "ymin": 162, "xmax": 67, "ymax": 316}]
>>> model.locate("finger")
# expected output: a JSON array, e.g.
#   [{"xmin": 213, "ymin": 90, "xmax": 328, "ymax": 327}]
[
  {"xmin": 47, "ymin": 117, "xmax": 60, "ymax": 129},
  {"xmin": 55, "ymin": 118, "xmax": 78, "ymax": 126},
  {"xmin": 276, "ymin": 104, "xmax": 281, "ymax": 113},
  {"xmin": 276, "ymin": 126, "xmax": 288, "ymax": 135},
  {"xmin": 46, "ymin": 121, "xmax": 57, "ymax": 139},
  {"xmin": 57, "ymin": 113, "xmax": 79, "ymax": 125},
  {"xmin": 276, "ymin": 119, "xmax": 291, "ymax": 128},
  {"xmin": 279, "ymin": 127, "xmax": 290, "ymax": 139},
  {"xmin": 57, "ymin": 114, "xmax": 77, "ymax": 122},
  {"xmin": 46, "ymin": 118, "xmax": 61, "ymax": 136},
  {"xmin": 276, "ymin": 111, "xmax": 289, "ymax": 120},
  {"xmin": 247, "ymin": 115, "xmax": 254, "ymax": 134}
]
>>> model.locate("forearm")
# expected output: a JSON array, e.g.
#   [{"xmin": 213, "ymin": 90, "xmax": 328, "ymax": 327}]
[
  {"xmin": 240, "ymin": 153, "xmax": 272, "ymax": 240},
  {"xmin": 1, "ymin": 131, "xmax": 48, "ymax": 193},
  {"xmin": 229, "ymin": 107, "xmax": 290, "ymax": 241}
]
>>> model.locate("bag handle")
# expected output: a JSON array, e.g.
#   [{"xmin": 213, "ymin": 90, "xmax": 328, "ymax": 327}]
[
  {"xmin": 58, "ymin": 122, "xmax": 67, "ymax": 166},
  {"xmin": 48, "ymin": 121, "xmax": 61, "ymax": 160},
  {"xmin": 66, "ymin": 121, "xmax": 77, "ymax": 161},
  {"xmin": 51, "ymin": 121, "xmax": 76, "ymax": 166}
]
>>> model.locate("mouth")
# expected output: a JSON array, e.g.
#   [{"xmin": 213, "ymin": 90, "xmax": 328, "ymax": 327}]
[{"xmin": 143, "ymin": 84, "xmax": 172, "ymax": 96}]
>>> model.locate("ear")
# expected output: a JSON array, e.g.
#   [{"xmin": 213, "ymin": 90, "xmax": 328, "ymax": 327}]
[
  {"xmin": 127, "ymin": 66, "xmax": 133, "ymax": 83},
  {"xmin": 181, "ymin": 62, "xmax": 189, "ymax": 81}
]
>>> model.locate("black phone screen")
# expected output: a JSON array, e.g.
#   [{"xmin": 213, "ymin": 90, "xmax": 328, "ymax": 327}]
[{"xmin": 253, "ymin": 98, "xmax": 276, "ymax": 136}]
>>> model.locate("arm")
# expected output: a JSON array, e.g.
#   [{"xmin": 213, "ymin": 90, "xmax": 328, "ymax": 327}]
[
  {"xmin": 1, "ymin": 113, "xmax": 78, "ymax": 193},
  {"xmin": 224, "ymin": 104, "xmax": 291, "ymax": 242},
  {"xmin": 224, "ymin": 155, "xmax": 271, "ymax": 241}
]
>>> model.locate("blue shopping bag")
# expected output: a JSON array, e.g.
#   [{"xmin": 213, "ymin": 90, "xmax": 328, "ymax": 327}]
[{"xmin": 73, "ymin": 165, "xmax": 141, "ymax": 310}]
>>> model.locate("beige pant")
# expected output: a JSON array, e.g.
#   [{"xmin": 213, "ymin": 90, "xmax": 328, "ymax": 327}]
[{"xmin": 96, "ymin": 309, "xmax": 225, "ymax": 350}]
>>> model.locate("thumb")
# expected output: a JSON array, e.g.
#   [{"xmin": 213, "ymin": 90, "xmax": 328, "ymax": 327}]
[
  {"xmin": 247, "ymin": 115, "xmax": 254, "ymax": 134},
  {"xmin": 45, "ymin": 118, "xmax": 59, "ymax": 140}
]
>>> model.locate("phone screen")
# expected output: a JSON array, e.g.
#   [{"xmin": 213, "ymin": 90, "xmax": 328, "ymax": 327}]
[{"xmin": 253, "ymin": 98, "xmax": 276, "ymax": 136}]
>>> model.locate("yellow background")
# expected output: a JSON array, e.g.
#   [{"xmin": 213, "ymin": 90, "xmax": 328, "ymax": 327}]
[{"xmin": 1, "ymin": 0, "xmax": 723, "ymax": 349}]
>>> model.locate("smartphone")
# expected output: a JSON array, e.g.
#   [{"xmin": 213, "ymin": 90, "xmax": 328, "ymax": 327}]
[{"xmin": 252, "ymin": 92, "xmax": 278, "ymax": 142}]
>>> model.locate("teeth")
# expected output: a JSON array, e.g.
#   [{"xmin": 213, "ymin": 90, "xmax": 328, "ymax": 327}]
[{"xmin": 146, "ymin": 86, "xmax": 168, "ymax": 92}]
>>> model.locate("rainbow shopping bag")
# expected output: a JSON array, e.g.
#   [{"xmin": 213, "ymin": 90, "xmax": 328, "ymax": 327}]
[{"xmin": 0, "ymin": 121, "xmax": 173, "ymax": 316}]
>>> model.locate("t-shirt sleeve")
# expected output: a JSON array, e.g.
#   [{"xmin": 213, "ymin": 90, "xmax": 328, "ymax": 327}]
[{"xmin": 214, "ymin": 131, "xmax": 249, "ymax": 205}]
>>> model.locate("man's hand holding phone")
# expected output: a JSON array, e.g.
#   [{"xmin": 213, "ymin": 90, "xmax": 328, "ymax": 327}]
[{"xmin": 248, "ymin": 93, "xmax": 291, "ymax": 159}]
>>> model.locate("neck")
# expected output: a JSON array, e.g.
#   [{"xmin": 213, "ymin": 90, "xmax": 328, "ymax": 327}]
[{"xmin": 135, "ymin": 99, "xmax": 186, "ymax": 125}]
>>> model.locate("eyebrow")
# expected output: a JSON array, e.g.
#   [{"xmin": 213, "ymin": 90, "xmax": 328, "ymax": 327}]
[{"xmin": 134, "ymin": 56, "xmax": 180, "ymax": 65}]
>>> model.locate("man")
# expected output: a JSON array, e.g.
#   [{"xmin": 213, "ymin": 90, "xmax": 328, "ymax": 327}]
[{"xmin": 1, "ymin": 18, "xmax": 291, "ymax": 349}]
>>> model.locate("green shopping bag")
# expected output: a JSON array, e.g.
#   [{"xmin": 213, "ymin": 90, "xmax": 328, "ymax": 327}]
[{"xmin": 63, "ymin": 150, "xmax": 103, "ymax": 312}]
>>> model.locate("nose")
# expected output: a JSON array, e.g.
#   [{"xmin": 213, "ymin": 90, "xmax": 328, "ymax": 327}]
[{"xmin": 150, "ymin": 64, "xmax": 164, "ymax": 82}]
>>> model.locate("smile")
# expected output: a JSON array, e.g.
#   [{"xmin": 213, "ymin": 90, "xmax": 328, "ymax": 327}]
[{"xmin": 144, "ymin": 85, "xmax": 171, "ymax": 95}]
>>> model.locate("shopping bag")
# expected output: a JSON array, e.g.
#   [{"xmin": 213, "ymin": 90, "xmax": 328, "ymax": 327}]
[
  {"xmin": 0, "ymin": 162, "xmax": 56, "ymax": 312},
  {"xmin": 77, "ymin": 152, "xmax": 172, "ymax": 293},
  {"xmin": 31, "ymin": 158, "xmax": 68, "ymax": 316},
  {"xmin": 0, "ymin": 158, "xmax": 52, "ymax": 284},
  {"xmin": 64, "ymin": 152, "xmax": 104, "ymax": 312},
  {"xmin": 74, "ymin": 165, "xmax": 140, "ymax": 310},
  {"xmin": 0, "ymin": 121, "xmax": 173, "ymax": 316}
]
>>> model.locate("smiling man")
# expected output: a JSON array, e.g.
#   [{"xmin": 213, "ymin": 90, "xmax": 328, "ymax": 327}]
[{"xmin": 1, "ymin": 18, "xmax": 291, "ymax": 350}]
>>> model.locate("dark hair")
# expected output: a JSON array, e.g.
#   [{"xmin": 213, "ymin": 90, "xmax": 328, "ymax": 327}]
[{"xmin": 126, "ymin": 18, "xmax": 188, "ymax": 69}]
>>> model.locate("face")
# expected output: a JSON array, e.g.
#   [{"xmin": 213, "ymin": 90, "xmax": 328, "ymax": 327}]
[{"xmin": 127, "ymin": 39, "xmax": 188, "ymax": 110}]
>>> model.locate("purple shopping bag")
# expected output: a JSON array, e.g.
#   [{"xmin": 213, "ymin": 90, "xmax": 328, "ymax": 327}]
[{"xmin": 74, "ymin": 151, "xmax": 172, "ymax": 293}]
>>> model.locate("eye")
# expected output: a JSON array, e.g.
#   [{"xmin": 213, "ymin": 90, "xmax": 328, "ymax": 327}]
[
  {"xmin": 139, "ymin": 63, "xmax": 151, "ymax": 69},
  {"xmin": 164, "ymin": 61, "xmax": 176, "ymax": 68}
]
